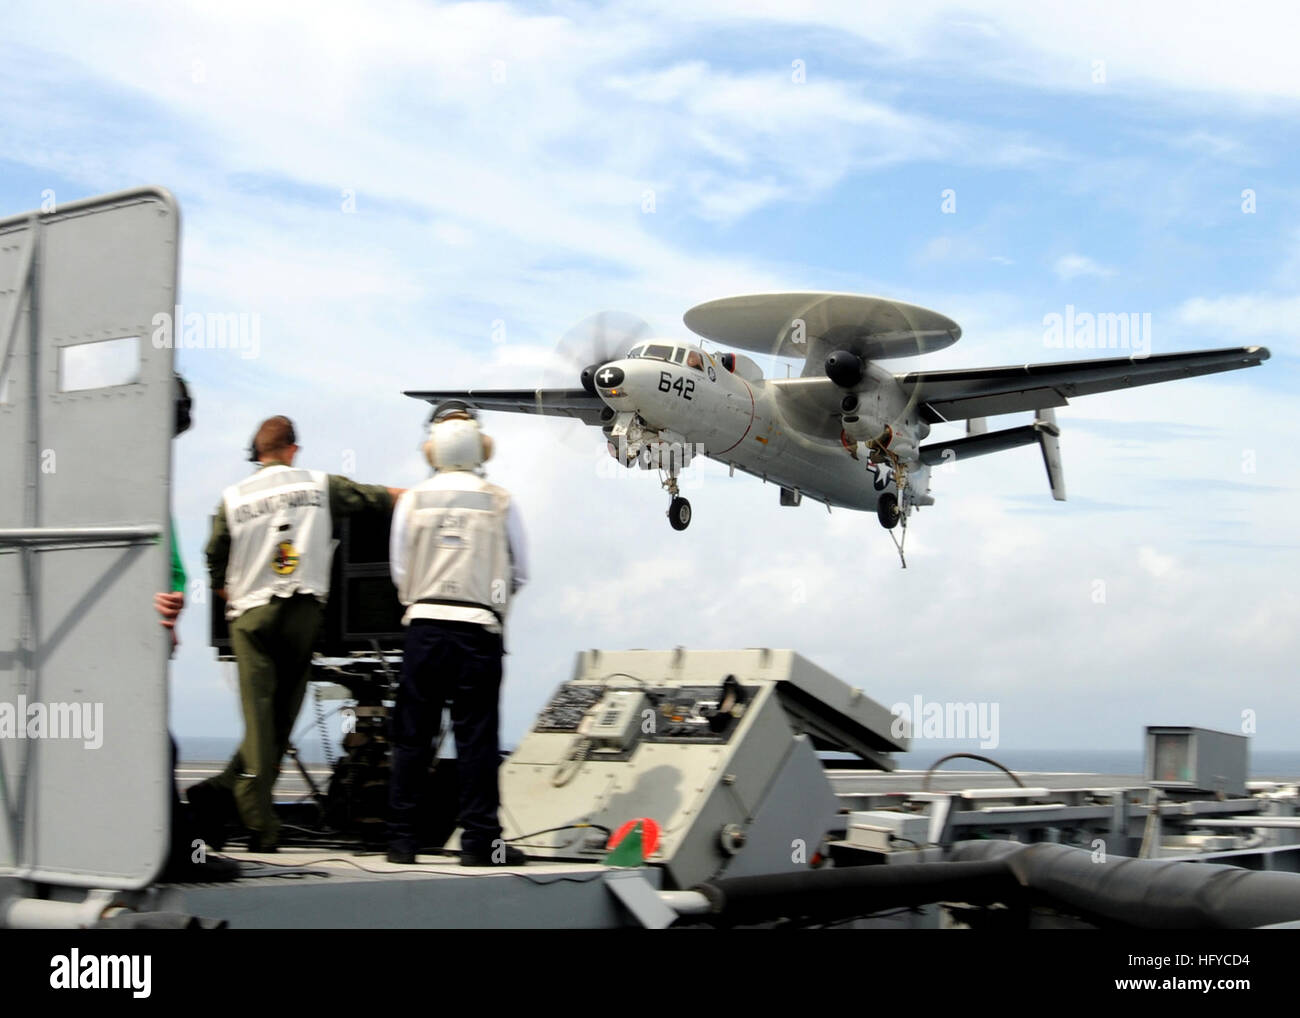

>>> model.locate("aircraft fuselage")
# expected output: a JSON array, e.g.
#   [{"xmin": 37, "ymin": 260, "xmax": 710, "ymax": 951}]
[{"xmin": 595, "ymin": 348, "xmax": 927, "ymax": 512}]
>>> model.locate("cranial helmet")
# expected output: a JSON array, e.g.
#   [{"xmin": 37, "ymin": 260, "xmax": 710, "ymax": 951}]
[{"xmin": 426, "ymin": 415, "xmax": 492, "ymax": 471}]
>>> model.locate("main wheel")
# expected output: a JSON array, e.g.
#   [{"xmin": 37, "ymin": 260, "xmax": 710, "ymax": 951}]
[
  {"xmin": 877, "ymin": 492, "xmax": 900, "ymax": 529},
  {"xmin": 668, "ymin": 496, "xmax": 692, "ymax": 531}
]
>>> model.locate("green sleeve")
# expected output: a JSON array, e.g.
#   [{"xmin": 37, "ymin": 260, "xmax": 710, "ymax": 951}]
[
  {"xmin": 328, "ymin": 474, "xmax": 394, "ymax": 518},
  {"xmin": 205, "ymin": 503, "xmax": 230, "ymax": 591},
  {"xmin": 169, "ymin": 522, "xmax": 187, "ymax": 593}
]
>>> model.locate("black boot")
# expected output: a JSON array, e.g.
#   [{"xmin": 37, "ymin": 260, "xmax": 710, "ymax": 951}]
[
  {"xmin": 246, "ymin": 831, "xmax": 279, "ymax": 853},
  {"xmin": 186, "ymin": 781, "xmax": 236, "ymax": 852}
]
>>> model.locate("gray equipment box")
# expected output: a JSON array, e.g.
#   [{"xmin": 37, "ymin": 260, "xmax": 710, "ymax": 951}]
[
  {"xmin": 1146, "ymin": 726, "xmax": 1248, "ymax": 798},
  {"xmin": 497, "ymin": 647, "xmax": 904, "ymax": 889}
]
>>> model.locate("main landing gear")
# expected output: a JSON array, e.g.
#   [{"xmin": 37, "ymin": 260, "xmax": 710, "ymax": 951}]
[
  {"xmin": 879, "ymin": 490, "xmax": 909, "ymax": 569},
  {"xmin": 869, "ymin": 455, "xmax": 909, "ymax": 568},
  {"xmin": 876, "ymin": 491, "xmax": 900, "ymax": 530}
]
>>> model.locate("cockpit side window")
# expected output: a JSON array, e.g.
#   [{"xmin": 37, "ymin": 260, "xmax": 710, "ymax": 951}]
[
  {"xmin": 671, "ymin": 347, "xmax": 685, "ymax": 364},
  {"xmin": 685, "ymin": 350, "xmax": 705, "ymax": 371},
  {"xmin": 628, "ymin": 343, "xmax": 646, "ymax": 359}
]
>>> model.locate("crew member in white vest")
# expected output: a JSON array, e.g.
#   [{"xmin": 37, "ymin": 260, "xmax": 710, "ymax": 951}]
[
  {"xmin": 188, "ymin": 416, "xmax": 404, "ymax": 852},
  {"xmin": 386, "ymin": 404, "xmax": 528, "ymax": 866}
]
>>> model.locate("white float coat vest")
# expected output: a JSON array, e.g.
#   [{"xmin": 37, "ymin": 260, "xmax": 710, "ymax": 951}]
[
  {"xmin": 221, "ymin": 465, "xmax": 334, "ymax": 619},
  {"xmin": 398, "ymin": 471, "xmax": 512, "ymax": 626}
]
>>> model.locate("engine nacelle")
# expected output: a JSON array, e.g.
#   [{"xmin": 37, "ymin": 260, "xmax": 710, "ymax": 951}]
[
  {"xmin": 842, "ymin": 412, "xmax": 919, "ymax": 461},
  {"xmin": 840, "ymin": 410, "xmax": 890, "ymax": 444},
  {"xmin": 874, "ymin": 425, "xmax": 918, "ymax": 461},
  {"xmin": 580, "ymin": 363, "xmax": 603, "ymax": 395},
  {"xmin": 825, "ymin": 349, "xmax": 864, "ymax": 388}
]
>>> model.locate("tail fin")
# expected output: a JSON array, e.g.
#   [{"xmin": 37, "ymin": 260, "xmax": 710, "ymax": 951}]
[{"xmin": 1034, "ymin": 407, "xmax": 1066, "ymax": 501}]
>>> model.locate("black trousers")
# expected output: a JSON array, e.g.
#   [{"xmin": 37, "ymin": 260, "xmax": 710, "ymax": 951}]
[
  {"xmin": 167, "ymin": 736, "xmax": 195, "ymax": 865},
  {"xmin": 388, "ymin": 619, "xmax": 504, "ymax": 856}
]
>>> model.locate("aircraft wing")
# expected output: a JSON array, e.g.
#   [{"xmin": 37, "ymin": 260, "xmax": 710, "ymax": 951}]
[
  {"xmin": 403, "ymin": 388, "xmax": 609, "ymax": 426},
  {"xmin": 900, "ymin": 346, "xmax": 1271, "ymax": 423}
]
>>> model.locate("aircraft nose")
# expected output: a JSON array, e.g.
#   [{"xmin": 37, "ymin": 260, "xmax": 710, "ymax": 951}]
[
  {"xmin": 591, "ymin": 360, "xmax": 637, "ymax": 409},
  {"xmin": 582, "ymin": 362, "xmax": 624, "ymax": 393},
  {"xmin": 591, "ymin": 364, "xmax": 625, "ymax": 389}
]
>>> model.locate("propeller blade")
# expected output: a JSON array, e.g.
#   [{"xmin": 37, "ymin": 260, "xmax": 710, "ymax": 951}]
[{"xmin": 539, "ymin": 310, "xmax": 652, "ymax": 457}]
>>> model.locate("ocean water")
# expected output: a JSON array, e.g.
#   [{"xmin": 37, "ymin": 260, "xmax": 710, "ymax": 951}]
[{"xmin": 178, "ymin": 736, "xmax": 1300, "ymax": 779}]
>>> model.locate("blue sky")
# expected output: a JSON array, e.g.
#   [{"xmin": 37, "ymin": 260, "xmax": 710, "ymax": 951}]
[{"xmin": 2, "ymin": 1, "xmax": 1297, "ymax": 755}]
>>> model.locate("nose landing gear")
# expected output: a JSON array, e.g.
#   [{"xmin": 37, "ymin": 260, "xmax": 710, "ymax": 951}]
[
  {"xmin": 668, "ymin": 495, "xmax": 692, "ymax": 531},
  {"xmin": 658, "ymin": 438, "xmax": 693, "ymax": 531}
]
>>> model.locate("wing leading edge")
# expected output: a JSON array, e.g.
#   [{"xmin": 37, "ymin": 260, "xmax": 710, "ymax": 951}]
[
  {"xmin": 403, "ymin": 388, "xmax": 609, "ymax": 427},
  {"xmin": 900, "ymin": 346, "xmax": 1270, "ymax": 423}
]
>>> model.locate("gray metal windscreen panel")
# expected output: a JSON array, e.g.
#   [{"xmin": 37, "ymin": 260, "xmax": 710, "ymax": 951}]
[{"xmin": 0, "ymin": 188, "xmax": 178, "ymax": 889}]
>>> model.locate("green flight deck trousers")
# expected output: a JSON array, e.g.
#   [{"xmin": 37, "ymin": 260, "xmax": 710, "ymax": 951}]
[{"xmin": 201, "ymin": 592, "xmax": 322, "ymax": 847}]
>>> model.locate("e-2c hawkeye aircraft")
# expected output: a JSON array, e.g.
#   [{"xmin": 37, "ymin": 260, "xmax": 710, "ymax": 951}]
[{"xmin": 408, "ymin": 292, "xmax": 1269, "ymax": 562}]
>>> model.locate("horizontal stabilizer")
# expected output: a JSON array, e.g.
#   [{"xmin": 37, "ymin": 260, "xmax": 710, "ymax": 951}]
[
  {"xmin": 919, "ymin": 424, "xmax": 1040, "ymax": 466},
  {"xmin": 919, "ymin": 408, "xmax": 1066, "ymax": 502}
]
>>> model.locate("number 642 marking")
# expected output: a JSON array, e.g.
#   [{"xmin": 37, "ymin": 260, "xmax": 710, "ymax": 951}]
[{"xmin": 658, "ymin": 371, "xmax": 695, "ymax": 400}]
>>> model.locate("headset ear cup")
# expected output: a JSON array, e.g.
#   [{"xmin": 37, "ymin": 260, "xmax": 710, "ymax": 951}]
[{"xmin": 481, "ymin": 433, "xmax": 493, "ymax": 462}]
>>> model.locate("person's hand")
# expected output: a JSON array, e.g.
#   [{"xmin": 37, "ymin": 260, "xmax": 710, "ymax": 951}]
[{"xmin": 154, "ymin": 591, "xmax": 185, "ymax": 628}]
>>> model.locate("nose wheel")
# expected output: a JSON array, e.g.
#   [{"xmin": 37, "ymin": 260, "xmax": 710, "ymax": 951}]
[
  {"xmin": 668, "ymin": 496, "xmax": 692, "ymax": 531},
  {"xmin": 660, "ymin": 455, "xmax": 691, "ymax": 533}
]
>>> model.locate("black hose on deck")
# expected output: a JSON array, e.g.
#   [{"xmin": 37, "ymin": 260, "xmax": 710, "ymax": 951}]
[
  {"xmin": 694, "ymin": 841, "xmax": 1300, "ymax": 928},
  {"xmin": 950, "ymin": 841, "xmax": 1300, "ymax": 930},
  {"xmin": 694, "ymin": 859, "xmax": 1021, "ymax": 925}
]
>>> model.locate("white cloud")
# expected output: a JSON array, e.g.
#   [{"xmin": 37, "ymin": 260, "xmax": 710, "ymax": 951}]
[
  {"xmin": 1138, "ymin": 545, "xmax": 1178, "ymax": 578},
  {"xmin": 1054, "ymin": 253, "xmax": 1115, "ymax": 281},
  {"xmin": 1168, "ymin": 129, "xmax": 1247, "ymax": 160},
  {"xmin": 1177, "ymin": 294, "xmax": 1300, "ymax": 344},
  {"xmin": 642, "ymin": 0, "xmax": 1300, "ymax": 103}
]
